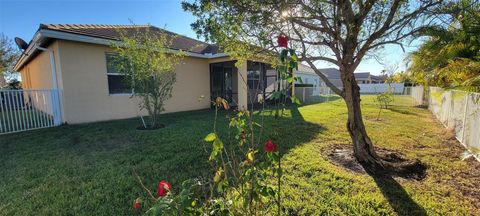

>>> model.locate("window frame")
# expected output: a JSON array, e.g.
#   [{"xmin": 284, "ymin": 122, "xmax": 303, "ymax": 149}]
[{"xmin": 105, "ymin": 52, "xmax": 134, "ymax": 96}]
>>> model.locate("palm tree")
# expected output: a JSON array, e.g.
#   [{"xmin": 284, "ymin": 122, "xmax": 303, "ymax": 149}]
[{"xmin": 409, "ymin": 0, "xmax": 480, "ymax": 92}]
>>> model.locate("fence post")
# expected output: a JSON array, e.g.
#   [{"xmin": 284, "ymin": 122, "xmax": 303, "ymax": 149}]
[
  {"xmin": 51, "ymin": 89, "xmax": 62, "ymax": 126},
  {"xmin": 461, "ymin": 93, "xmax": 469, "ymax": 144},
  {"xmin": 302, "ymin": 87, "xmax": 305, "ymax": 102}
]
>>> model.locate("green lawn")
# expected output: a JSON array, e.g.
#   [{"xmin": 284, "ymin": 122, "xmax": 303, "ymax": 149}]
[{"xmin": 0, "ymin": 96, "xmax": 478, "ymax": 215}]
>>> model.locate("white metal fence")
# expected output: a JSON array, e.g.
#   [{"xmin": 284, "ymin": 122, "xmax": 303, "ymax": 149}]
[
  {"xmin": 0, "ymin": 89, "xmax": 62, "ymax": 134},
  {"xmin": 294, "ymin": 86, "xmax": 338, "ymax": 103},
  {"xmin": 411, "ymin": 86, "xmax": 480, "ymax": 159}
]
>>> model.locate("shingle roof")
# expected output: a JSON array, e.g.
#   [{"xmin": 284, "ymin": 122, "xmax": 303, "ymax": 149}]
[
  {"xmin": 39, "ymin": 24, "xmax": 219, "ymax": 54},
  {"xmin": 354, "ymin": 72, "xmax": 370, "ymax": 79},
  {"xmin": 296, "ymin": 64, "xmax": 315, "ymax": 74},
  {"xmin": 318, "ymin": 68, "xmax": 372, "ymax": 79},
  {"xmin": 319, "ymin": 68, "xmax": 341, "ymax": 79}
]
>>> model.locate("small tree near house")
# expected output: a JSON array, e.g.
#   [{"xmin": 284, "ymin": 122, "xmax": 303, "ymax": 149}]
[{"xmin": 110, "ymin": 28, "xmax": 184, "ymax": 129}]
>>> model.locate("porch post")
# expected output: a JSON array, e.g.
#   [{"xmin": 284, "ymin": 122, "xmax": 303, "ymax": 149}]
[{"xmin": 236, "ymin": 60, "xmax": 248, "ymax": 109}]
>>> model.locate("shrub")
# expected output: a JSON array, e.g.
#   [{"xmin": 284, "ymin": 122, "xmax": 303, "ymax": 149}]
[{"xmin": 110, "ymin": 28, "xmax": 184, "ymax": 129}]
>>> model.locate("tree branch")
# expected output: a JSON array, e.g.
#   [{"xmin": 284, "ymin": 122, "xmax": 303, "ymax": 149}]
[{"xmin": 290, "ymin": 22, "xmax": 344, "ymax": 97}]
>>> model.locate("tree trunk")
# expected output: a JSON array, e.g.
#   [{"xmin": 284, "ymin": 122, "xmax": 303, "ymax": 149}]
[
  {"xmin": 341, "ymin": 68, "xmax": 385, "ymax": 173},
  {"xmin": 341, "ymin": 67, "xmax": 426, "ymax": 177}
]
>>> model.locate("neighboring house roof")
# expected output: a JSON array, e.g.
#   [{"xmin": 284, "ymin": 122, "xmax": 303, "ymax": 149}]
[
  {"xmin": 370, "ymin": 74, "xmax": 387, "ymax": 82},
  {"xmin": 295, "ymin": 64, "xmax": 316, "ymax": 75},
  {"xmin": 318, "ymin": 68, "xmax": 375, "ymax": 80},
  {"xmin": 14, "ymin": 24, "xmax": 226, "ymax": 71},
  {"xmin": 319, "ymin": 68, "xmax": 341, "ymax": 79},
  {"xmin": 317, "ymin": 68, "xmax": 386, "ymax": 87},
  {"xmin": 354, "ymin": 72, "xmax": 370, "ymax": 79}
]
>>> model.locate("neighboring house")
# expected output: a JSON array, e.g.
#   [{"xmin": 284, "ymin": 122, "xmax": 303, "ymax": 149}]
[
  {"xmin": 294, "ymin": 64, "xmax": 325, "ymax": 95},
  {"xmin": 13, "ymin": 24, "xmax": 285, "ymax": 124},
  {"xmin": 318, "ymin": 68, "xmax": 385, "ymax": 89},
  {"xmin": 355, "ymin": 72, "xmax": 384, "ymax": 84}
]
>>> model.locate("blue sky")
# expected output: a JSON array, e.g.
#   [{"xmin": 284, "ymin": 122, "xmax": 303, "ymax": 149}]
[{"xmin": 0, "ymin": 0, "xmax": 417, "ymax": 75}]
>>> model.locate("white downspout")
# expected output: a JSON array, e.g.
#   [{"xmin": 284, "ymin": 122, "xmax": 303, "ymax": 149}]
[{"xmin": 35, "ymin": 44, "xmax": 62, "ymax": 125}]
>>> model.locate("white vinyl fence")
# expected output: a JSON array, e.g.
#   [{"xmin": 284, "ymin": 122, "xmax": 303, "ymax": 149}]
[
  {"xmin": 411, "ymin": 86, "xmax": 480, "ymax": 160},
  {"xmin": 358, "ymin": 83, "xmax": 406, "ymax": 94},
  {"xmin": 410, "ymin": 86, "xmax": 424, "ymax": 106},
  {"xmin": 0, "ymin": 89, "xmax": 62, "ymax": 134}
]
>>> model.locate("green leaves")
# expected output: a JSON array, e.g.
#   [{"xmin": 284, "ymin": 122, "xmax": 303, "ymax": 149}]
[
  {"xmin": 211, "ymin": 139, "xmax": 224, "ymax": 160},
  {"xmin": 270, "ymin": 91, "xmax": 283, "ymax": 100},
  {"xmin": 204, "ymin": 133, "xmax": 217, "ymax": 142},
  {"xmin": 205, "ymin": 133, "xmax": 224, "ymax": 161},
  {"xmin": 204, "ymin": 133, "xmax": 223, "ymax": 161},
  {"xmin": 290, "ymin": 95, "xmax": 302, "ymax": 105},
  {"xmin": 280, "ymin": 49, "xmax": 289, "ymax": 63},
  {"xmin": 287, "ymin": 77, "xmax": 294, "ymax": 84},
  {"xmin": 289, "ymin": 49, "xmax": 298, "ymax": 62}
]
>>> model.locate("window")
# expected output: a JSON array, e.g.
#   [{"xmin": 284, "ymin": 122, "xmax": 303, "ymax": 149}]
[
  {"xmin": 247, "ymin": 61, "xmax": 262, "ymax": 89},
  {"xmin": 105, "ymin": 53, "xmax": 132, "ymax": 94}
]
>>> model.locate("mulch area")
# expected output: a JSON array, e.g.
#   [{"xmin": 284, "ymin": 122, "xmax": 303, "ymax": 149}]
[{"xmin": 328, "ymin": 130, "xmax": 480, "ymax": 209}]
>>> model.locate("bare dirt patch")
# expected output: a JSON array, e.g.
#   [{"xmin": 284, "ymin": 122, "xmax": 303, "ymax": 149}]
[
  {"xmin": 328, "ymin": 147, "xmax": 366, "ymax": 174},
  {"xmin": 366, "ymin": 117, "xmax": 386, "ymax": 122},
  {"xmin": 328, "ymin": 145, "xmax": 424, "ymax": 179},
  {"xmin": 329, "ymin": 130, "xmax": 480, "ymax": 208},
  {"xmin": 438, "ymin": 130, "xmax": 480, "ymax": 208}
]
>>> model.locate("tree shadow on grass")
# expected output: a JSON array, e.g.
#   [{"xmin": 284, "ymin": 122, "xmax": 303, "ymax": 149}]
[
  {"xmin": 250, "ymin": 105, "xmax": 325, "ymax": 154},
  {"xmin": 301, "ymin": 95, "xmax": 342, "ymax": 105},
  {"xmin": 388, "ymin": 107, "xmax": 420, "ymax": 116},
  {"xmin": 371, "ymin": 174, "xmax": 427, "ymax": 216}
]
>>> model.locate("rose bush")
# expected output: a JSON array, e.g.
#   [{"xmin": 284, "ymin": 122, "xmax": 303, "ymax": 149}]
[
  {"xmin": 277, "ymin": 34, "xmax": 288, "ymax": 48},
  {"xmin": 131, "ymin": 35, "xmax": 298, "ymax": 215},
  {"xmin": 264, "ymin": 139, "xmax": 277, "ymax": 153},
  {"xmin": 157, "ymin": 181, "xmax": 171, "ymax": 197}
]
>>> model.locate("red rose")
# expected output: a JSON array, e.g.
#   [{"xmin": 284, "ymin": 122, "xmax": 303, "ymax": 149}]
[
  {"xmin": 277, "ymin": 35, "xmax": 288, "ymax": 48},
  {"xmin": 264, "ymin": 139, "xmax": 276, "ymax": 152},
  {"xmin": 157, "ymin": 180, "xmax": 171, "ymax": 197},
  {"xmin": 133, "ymin": 199, "xmax": 140, "ymax": 209}
]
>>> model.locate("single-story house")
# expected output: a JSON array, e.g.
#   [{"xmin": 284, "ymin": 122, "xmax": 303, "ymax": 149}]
[
  {"xmin": 14, "ymin": 24, "xmax": 284, "ymax": 124},
  {"xmin": 318, "ymin": 68, "xmax": 385, "ymax": 89},
  {"xmin": 294, "ymin": 64, "xmax": 327, "ymax": 95},
  {"xmin": 354, "ymin": 72, "xmax": 385, "ymax": 84}
]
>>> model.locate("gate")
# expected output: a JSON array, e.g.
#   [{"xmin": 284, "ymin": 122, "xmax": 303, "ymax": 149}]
[{"xmin": 0, "ymin": 89, "xmax": 62, "ymax": 134}]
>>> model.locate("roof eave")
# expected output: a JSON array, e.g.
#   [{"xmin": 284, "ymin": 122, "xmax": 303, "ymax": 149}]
[{"xmin": 14, "ymin": 29, "xmax": 229, "ymax": 71}]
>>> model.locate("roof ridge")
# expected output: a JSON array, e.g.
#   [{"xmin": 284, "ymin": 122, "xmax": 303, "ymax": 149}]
[
  {"xmin": 40, "ymin": 24, "xmax": 152, "ymax": 29},
  {"xmin": 148, "ymin": 25, "xmax": 212, "ymax": 46},
  {"xmin": 39, "ymin": 23, "xmax": 213, "ymax": 46}
]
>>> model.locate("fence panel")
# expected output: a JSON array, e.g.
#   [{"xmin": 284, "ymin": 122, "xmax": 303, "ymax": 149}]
[
  {"xmin": 358, "ymin": 83, "xmax": 405, "ymax": 94},
  {"xmin": 0, "ymin": 89, "xmax": 61, "ymax": 134},
  {"xmin": 410, "ymin": 86, "xmax": 424, "ymax": 106},
  {"xmin": 294, "ymin": 86, "xmax": 337, "ymax": 103},
  {"xmin": 425, "ymin": 87, "xmax": 480, "ymax": 160}
]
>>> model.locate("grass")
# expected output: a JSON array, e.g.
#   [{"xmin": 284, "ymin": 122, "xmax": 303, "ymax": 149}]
[{"xmin": 0, "ymin": 96, "xmax": 478, "ymax": 215}]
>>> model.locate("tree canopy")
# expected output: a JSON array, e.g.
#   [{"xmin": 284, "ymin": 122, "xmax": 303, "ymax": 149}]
[
  {"xmin": 0, "ymin": 34, "xmax": 20, "ymax": 88},
  {"xmin": 183, "ymin": 0, "xmax": 443, "ymax": 175},
  {"xmin": 110, "ymin": 29, "xmax": 184, "ymax": 128},
  {"xmin": 408, "ymin": 0, "xmax": 480, "ymax": 92}
]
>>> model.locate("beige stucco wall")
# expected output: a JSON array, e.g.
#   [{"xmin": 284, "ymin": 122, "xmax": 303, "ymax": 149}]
[
  {"xmin": 19, "ymin": 41, "xmax": 64, "ymax": 117},
  {"xmin": 18, "ymin": 40, "xmax": 253, "ymax": 124},
  {"xmin": 55, "ymin": 40, "xmax": 211, "ymax": 124},
  {"xmin": 20, "ymin": 42, "xmax": 57, "ymax": 90}
]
